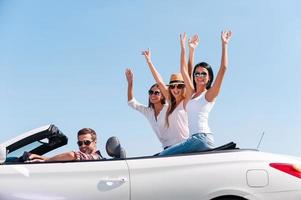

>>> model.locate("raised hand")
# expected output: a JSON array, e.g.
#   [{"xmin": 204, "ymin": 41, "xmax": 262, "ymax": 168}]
[
  {"xmin": 141, "ymin": 48, "xmax": 169, "ymax": 99},
  {"xmin": 180, "ymin": 32, "xmax": 187, "ymax": 49},
  {"xmin": 205, "ymin": 30, "xmax": 232, "ymax": 102},
  {"xmin": 188, "ymin": 34, "xmax": 199, "ymax": 50},
  {"xmin": 125, "ymin": 68, "xmax": 134, "ymax": 101},
  {"xmin": 141, "ymin": 48, "xmax": 151, "ymax": 63},
  {"xmin": 221, "ymin": 30, "xmax": 232, "ymax": 45},
  {"xmin": 125, "ymin": 68, "xmax": 133, "ymax": 84}
]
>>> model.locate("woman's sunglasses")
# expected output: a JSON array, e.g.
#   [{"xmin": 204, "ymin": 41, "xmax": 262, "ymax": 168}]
[
  {"xmin": 169, "ymin": 84, "xmax": 185, "ymax": 89},
  {"xmin": 194, "ymin": 72, "xmax": 208, "ymax": 78},
  {"xmin": 148, "ymin": 90, "xmax": 161, "ymax": 96},
  {"xmin": 77, "ymin": 140, "xmax": 93, "ymax": 147}
]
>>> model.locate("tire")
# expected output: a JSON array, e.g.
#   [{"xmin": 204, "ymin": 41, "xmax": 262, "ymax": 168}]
[{"xmin": 213, "ymin": 196, "xmax": 247, "ymax": 200}]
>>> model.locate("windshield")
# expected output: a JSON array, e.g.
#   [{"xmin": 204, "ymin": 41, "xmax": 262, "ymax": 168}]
[{"xmin": 7, "ymin": 139, "xmax": 49, "ymax": 158}]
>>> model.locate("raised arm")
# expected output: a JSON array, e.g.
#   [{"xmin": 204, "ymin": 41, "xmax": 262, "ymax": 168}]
[
  {"xmin": 188, "ymin": 34, "xmax": 199, "ymax": 78},
  {"xmin": 180, "ymin": 33, "xmax": 194, "ymax": 105},
  {"xmin": 125, "ymin": 68, "xmax": 134, "ymax": 101},
  {"xmin": 126, "ymin": 68, "xmax": 151, "ymax": 115},
  {"xmin": 141, "ymin": 49, "xmax": 169, "ymax": 100},
  {"xmin": 206, "ymin": 30, "xmax": 232, "ymax": 102}
]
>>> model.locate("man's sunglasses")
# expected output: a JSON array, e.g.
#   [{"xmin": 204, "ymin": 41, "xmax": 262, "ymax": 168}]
[
  {"xmin": 77, "ymin": 140, "xmax": 93, "ymax": 147},
  {"xmin": 169, "ymin": 84, "xmax": 185, "ymax": 89},
  {"xmin": 148, "ymin": 90, "xmax": 161, "ymax": 96},
  {"xmin": 194, "ymin": 72, "xmax": 208, "ymax": 78}
]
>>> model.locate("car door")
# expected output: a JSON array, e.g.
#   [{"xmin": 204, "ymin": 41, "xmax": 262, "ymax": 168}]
[
  {"xmin": 0, "ymin": 159, "xmax": 130, "ymax": 200},
  {"xmin": 126, "ymin": 154, "xmax": 219, "ymax": 200}
]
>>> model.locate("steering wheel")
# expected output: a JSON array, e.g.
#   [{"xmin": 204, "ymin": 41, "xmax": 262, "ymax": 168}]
[{"xmin": 19, "ymin": 151, "xmax": 31, "ymax": 162}]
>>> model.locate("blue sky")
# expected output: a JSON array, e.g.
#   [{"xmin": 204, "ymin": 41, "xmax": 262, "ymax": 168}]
[{"xmin": 0, "ymin": 0, "xmax": 300, "ymax": 157}]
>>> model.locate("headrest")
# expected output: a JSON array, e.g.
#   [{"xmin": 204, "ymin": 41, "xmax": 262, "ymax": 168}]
[{"xmin": 105, "ymin": 137, "xmax": 126, "ymax": 158}]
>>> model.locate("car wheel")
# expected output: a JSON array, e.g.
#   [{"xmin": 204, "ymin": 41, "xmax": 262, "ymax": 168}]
[{"xmin": 213, "ymin": 196, "xmax": 247, "ymax": 200}]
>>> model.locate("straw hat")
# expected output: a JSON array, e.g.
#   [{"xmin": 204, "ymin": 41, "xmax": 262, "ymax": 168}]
[{"xmin": 167, "ymin": 73, "xmax": 184, "ymax": 85}]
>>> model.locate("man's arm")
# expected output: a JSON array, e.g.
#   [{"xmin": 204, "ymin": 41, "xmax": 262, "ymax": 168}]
[
  {"xmin": 28, "ymin": 151, "xmax": 76, "ymax": 162},
  {"xmin": 46, "ymin": 152, "xmax": 76, "ymax": 162}
]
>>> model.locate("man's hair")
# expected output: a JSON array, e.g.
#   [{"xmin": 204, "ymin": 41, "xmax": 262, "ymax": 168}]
[{"xmin": 77, "ymin": 128, "xmax": 97, "ymax": 141}]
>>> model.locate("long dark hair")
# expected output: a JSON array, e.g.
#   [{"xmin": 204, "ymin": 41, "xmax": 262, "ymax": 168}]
[
  {"xmin": 148, "ymin": 84, "xmax": 166, "ymax": 108},
  {"xmin": 193, "ymin": 62, "xmax": 214, "ymax": 90}
]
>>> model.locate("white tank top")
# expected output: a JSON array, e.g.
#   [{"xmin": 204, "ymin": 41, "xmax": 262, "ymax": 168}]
[{"xmin": 186, "ymin": 92, "xmax": 215, "ymax": 135}]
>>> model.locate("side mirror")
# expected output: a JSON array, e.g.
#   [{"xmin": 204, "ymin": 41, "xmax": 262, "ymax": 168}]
[{"xmin": 0, "ymin": 146, "xmax": 7, "ymax": 164}]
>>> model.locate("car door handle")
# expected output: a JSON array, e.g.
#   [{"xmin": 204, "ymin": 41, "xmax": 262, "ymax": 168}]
[
  {"xmin": 104, "ymin": 178, "xmax": 127, "ymax": 185},
  {"xmin": 97, "ymin": 178, "xmax": 127, "ymax": 191}
]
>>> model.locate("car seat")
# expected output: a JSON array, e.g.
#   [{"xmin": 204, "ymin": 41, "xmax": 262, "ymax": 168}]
[
  {"xmin": 209, "ymin": 142, "xmax": 237, "ymax": 151},
  {"xmin": 105, "ymin": 136, "xmax": 126, "ymax": 159}
]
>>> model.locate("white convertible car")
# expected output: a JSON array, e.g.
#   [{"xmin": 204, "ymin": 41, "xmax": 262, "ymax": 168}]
[{"xmin": 0, "ymin": 124, "xmax": 301, "ymax": 200}]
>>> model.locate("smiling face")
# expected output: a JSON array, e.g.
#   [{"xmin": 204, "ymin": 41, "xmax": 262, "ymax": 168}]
[
  {"xmin": 192, "ymin": 62, "xmax": 214, "ymax": 90},
  {"xmin": 148, "ymin": 85, "xmax": 163, "ymax": 105},
  {"xmin": 169, "ymin": 83, "xmax": 185, "ymax": 99},
  {"xmin": 77, "ymin": 133, "xmax": 97, "ymax": 154},
  {"xmin": 194, "ymin": 67, "xmax": 210, "ymax": 89}
]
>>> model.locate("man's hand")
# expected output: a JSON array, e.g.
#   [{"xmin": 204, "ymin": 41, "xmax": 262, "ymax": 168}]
[{"xmin": 26, "ymin": 153, "xmax": 48, "ymax": 163}]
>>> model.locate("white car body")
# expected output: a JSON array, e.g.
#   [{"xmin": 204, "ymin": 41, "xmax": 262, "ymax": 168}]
[{"xmin": 0, "ymin": 124, "xmax": 301, "ymax": 200}]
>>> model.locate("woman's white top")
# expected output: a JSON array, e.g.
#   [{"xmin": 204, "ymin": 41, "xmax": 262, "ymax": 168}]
[
  {"xmin": 128, "ymin": 98, "xmax": 188, "ymax": 147},
  {"xmin": 162, "ymin": 101, "xmax": 189, "ymax": 147},
  {"xmin": 186, "ymin": 91, "xmax": 215, "ymax": 135}
]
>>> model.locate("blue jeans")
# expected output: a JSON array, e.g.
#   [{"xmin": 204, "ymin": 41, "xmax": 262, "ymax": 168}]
[{"xmin": 159, "ymin": 133, "xmax": 214, "ymax": 156}]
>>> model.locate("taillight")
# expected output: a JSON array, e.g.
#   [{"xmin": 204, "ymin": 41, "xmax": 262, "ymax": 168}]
[{"xmin": 270, "ymin": 163, "xmax": 301, "ymax": 179}]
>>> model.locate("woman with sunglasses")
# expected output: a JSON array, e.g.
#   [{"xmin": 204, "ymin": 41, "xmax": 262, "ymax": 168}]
[
  {"xmin": 126, "ymin": 68, "xmax": 174, "ymax": 150},
  {"xmin": 141, "ymin": 49, "xmax": 189, "ymax": 148},
  {"xmin": 159, "ymin": 31, "xmax": 232, "ymax": 156}
]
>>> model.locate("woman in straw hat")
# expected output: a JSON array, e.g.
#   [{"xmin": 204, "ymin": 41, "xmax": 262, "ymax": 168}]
[
  {"xmin": 141, "ymin": 49, "xmax": 189, "ymax": 149},
  {"xmin": 125, "ymin": 68, "xmax": 175, "ymax": 150},
  {"xmin": 159, "ymin": 31, "xmax": 232, "ymax": 156}
]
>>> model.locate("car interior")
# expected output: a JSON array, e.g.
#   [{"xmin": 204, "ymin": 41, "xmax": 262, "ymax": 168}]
[
  {"xmin": 3, "ymin": 123, "xmax": 239, "ymax": 163},
  {"xmin": 206, "ymin": 142, "xmax": 237, "ymax": 151},
  {"xmin": 4, "ymin": 125, "xmax": 68, "ymax": 163}
]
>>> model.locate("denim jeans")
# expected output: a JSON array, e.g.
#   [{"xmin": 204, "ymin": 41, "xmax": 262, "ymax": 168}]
[{"xmin": 159, "ymin": 133, "xmax": 214, "ymax": 156}]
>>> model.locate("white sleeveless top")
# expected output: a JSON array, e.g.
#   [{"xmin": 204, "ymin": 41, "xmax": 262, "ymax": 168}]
[
  {"xmin": 186, "ymin": 92, "xmax": 215, "ymax": 135},
  {"xmin": 160, "ymin": 101, "xmax": 189, "ymax": 147}
]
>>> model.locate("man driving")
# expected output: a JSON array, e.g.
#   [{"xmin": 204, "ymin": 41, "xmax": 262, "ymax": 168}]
[{"xmin": 28, "ymin": 128, "xmax": 102, "ymax": 162}]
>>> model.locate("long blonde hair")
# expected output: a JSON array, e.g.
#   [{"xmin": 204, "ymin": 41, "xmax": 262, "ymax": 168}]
[{"xmin": 165, "ymin": 87, "xmax": 185, "ymax": 127}]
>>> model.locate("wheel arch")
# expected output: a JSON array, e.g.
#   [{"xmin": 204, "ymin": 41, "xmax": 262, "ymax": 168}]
[
  {"xmin": 204, "ymin": 188, "xmax": 259, "ymax": 200},
  {"xmin": 211, "ymin": 195, "xmax": 248, "ymax": 200}
]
